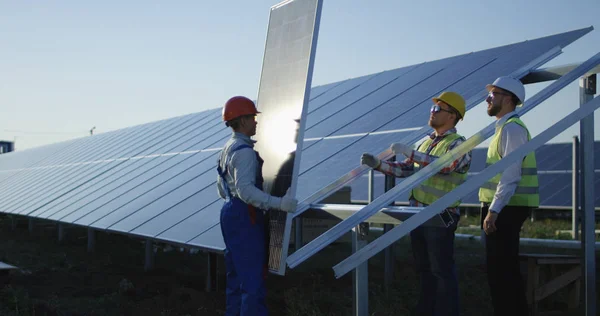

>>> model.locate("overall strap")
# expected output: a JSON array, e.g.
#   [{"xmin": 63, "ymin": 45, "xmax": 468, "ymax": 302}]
[{"xmin": 217, "ymin": 144, "xmax": 253, "ymax": 199}]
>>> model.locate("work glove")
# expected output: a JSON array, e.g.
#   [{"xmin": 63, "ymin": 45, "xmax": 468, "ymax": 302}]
[
  {"xmin": 279, "ymin": 188, "xmax": 298, "ymax": 213},
  {"xmin": 390, "ymin": 143, "xmax": 413, "ymax": 157},
  {"xmin": 360, "ymin": 153, "xmax": 380, "ymax": 169}
]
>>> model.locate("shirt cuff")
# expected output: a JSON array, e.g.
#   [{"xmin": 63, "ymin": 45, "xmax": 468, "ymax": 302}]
[
  {"xmin": 489, "ymin": 200, "xmax": 502, "ymax": 214},
  {"xmin": 268, "ymin": 196, "xmax": 282, "ymax": 210}
]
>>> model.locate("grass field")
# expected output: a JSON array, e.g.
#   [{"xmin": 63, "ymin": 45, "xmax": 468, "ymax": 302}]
[
  {"xmin": 457, "ymin": 213, "xmax": 600, "ymax": 240},
  {"xmin": 0, "ymin": 214, "xmax": 598, "ymax": 315}
]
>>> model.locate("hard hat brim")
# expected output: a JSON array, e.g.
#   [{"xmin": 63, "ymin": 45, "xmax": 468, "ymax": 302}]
[{"xmin": 432, "ymin": 97, "xmax": 464, "ymax": 120}]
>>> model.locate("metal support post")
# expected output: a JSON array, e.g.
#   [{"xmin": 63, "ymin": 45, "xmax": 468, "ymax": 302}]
[
  {"xmin": 295, "ymin": 217, "xmax": 303, "ymax": 250},
  {"xmin": 383, "ymin": 156, "xmax": 396, "ymax": 293},
  {"xmin": 579, "ymin": 74, "xmax": 596, "ymax": 316},
  {"xmin": 144, "ymin": 239, "xmax": 154, "ymax": 272},
  {"xmin": 87, "ymin": 228, "xmax": 95, "ymax": 253},
  {"xmin": 28, "ymin": 218, "xmax": 34, "ymax": 233},
  {"xmin": 383, "ymin": 223, "xmax": 393, "ymax": 293},
  {"xmin": 58, "ymin": 224, "xmax": 65, "ymax": 243},
  {"xmin": 352, "ymin": 225, "xmax": 368, "ymax": 316},
  {"xmin": 352, "ymin": 169, "xmax": 373, "ymax": 316},
  {"xmin": 10, "ymin": 216, "xmax": 16, "ymax": 230},
  {"xmin": 572, "ymin": 136, "xmax": 580, "ymax": 240},
  {"xmin": 205, "ymin": 252, "xmax": 218, "ymax": 292}
]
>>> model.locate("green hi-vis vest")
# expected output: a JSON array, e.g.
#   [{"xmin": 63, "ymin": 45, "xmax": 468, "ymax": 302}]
[
  {"xmin": 478, "ymin": 116, "xmax": 539, "ymax": 207},
  {"xmin": 411, "ymin": 133, "xmax": 467, "ymax": 207}
]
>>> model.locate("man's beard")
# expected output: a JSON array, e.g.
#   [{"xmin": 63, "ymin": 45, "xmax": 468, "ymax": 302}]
[
  {"xmin": 429, "ymin": 118, "xmax": 442, "ymax": 129},
  {"xmin": 487, "ymin": 103, "xmax": 502, "ymax": 116}
]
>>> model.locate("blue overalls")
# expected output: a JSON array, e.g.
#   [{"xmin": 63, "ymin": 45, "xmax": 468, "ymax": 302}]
[{"xmin": 218, "ymin": 144, "xmax": 268, "ymax": 316}]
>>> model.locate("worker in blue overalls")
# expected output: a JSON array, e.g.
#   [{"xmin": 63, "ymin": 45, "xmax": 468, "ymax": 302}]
[{"xmin": 217, "ymin": 96, "xmax": 298, "ymax": 316}]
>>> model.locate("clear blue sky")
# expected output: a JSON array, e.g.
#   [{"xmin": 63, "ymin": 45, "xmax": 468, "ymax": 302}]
[{"xmin": 1, "ymin": 0, "xmax": 599, "ymax": 150}]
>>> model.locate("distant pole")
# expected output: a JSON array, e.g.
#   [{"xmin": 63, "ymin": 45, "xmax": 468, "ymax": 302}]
[
  {"xmin": 58, "ymin": 224, "xmax": 65, "ymax": 243},
  {"xmin": 579, "ymin": 74, "xmax": 596, "ymax": 316},
  {"xmin": 572, "ymin": 136, "xmax": 580, "ymax": 240},
  {"xmin": 145, "ymin": 239, "xmax": 155, "ymax": 271},
  {"xmin": 90, "ymin": 126, "xmax": 96, "ymax": 136},
  {"xmin": 87, "ymin": 228, "xmax": 96, "ymax": 253}
]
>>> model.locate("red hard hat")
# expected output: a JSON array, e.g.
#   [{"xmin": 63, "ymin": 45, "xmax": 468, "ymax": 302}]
[{"xmin": 222, "ymin": 96, "xmax": 260, "ymax": 122}]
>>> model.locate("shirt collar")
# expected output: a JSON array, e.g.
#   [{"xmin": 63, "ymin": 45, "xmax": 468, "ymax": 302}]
[
  {"xmin": 495, "ymin": 110, "xmax": 519, "ymax": 129},
  {"xmin": 232, "ymin": 132, "xmax": 256, "ymax": 146},
  {"xmin": 429, "ymin": 127, "xmax": 457, "ymax": 139}
]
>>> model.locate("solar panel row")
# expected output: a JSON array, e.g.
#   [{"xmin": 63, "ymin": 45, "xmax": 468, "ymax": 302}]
[{"xmin": 0, "ymin": 27, "xmax": 592, "ymax": 254}]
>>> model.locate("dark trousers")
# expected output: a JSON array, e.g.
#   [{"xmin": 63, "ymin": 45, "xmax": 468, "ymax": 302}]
[
  {"xmin": 410, "ymin": 212, "xmax": 460, "ymax": 316},
  {"xmin": 481, "ymin": 205, "xmax": 531, "ymax": 316}
]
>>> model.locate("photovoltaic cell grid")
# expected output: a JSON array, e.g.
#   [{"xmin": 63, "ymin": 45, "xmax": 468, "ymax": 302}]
[
  {"xmin": 253, "ymin": 0, "xmax": 322, "ymax": 274},
  {"xmin": 0, "ymin": 28, "xmax": 592, "ymax": 254}
]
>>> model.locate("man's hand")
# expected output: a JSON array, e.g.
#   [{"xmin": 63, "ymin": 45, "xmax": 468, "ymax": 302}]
[
  {"xmin": 279, "ymin": 188, "xmax": 298, "ymax": 213},
  {"xmin": 361, "ymin": 153, "xmax": 380, "ymax": 169},
  {"xmin": 483, "ymin": 211, "xmax": 499, "ymax": 235},
  {"xmin": 390, "ymin": 143, "xmax": 413, "ymax": 157}
]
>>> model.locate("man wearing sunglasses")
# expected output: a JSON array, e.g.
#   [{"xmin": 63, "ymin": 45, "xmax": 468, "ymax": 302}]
[
  {"xmin": 360, "ymin": 91, "xmax": 471, "ymax": 316},
  {"xmin": 479, "ymin": 76, "xmax": 538, "ymax": 316}
]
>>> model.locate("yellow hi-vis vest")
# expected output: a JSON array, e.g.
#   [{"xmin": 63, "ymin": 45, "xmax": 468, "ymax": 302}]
[
  {"xmin": 411, "ymin": 133, "xmax": 467, "ymax": 207},
  {"xmin": 478, "ymin": 116, "xmax": 539, "ymax": 207}
]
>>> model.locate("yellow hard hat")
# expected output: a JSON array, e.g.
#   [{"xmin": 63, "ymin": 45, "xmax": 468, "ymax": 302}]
[{"xmin": 432, "ymin": 91, "xmax": 466, "ymax": 120}]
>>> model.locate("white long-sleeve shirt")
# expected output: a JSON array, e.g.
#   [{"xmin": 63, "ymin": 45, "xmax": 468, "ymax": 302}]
[
  {"xmin": 217, "ymin": 132, "xmax": 282, "ymax": 210},
  {"xmin": 489, "ymin": 111, "xmax": 530, "ymax": 213}
]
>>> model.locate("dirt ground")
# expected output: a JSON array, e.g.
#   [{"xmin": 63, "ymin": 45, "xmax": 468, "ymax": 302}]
[{"xmin": 0, "ymin": 215, "xmax": 596, "ymax": 316}]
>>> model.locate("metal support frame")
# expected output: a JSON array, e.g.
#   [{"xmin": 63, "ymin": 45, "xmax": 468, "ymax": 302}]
[
  {"xmin": 287, "ymin": 49, "xmax": 599, "ymax": 270},
  {"xmin": 28, "ymin": 218, "xmax": 34, "ymax": 233},
  {"xmin": 10, "ymin": 215, "xmax": 16, "ymax": 230},
  {"xmin": 306, "ymin": 204, "xmax": 446, "ymax": 225},
  {"xmin": 87, "ymin": 228, "xmax": 95, "ymax": 253},
  {"xmin": 352, "ymin": 169, "xmax": 372, "ymax": 316},
  {"xmin": 383, "ymin": 161, "xmax": 396, "ymax": 292},
  {"xmin": 295, "ymin": 217, "xmax": 303, "ymax": 250},
  {"xmin": 144, "ymin": 239, "xmax": 154, "ymax": 272},
  {"xmin": 579, "ymin": 74, "xmax": 596, "ymax": 316},
  {"xmin": 206, "ymin": 252, "xmax": 218, "ymax": 292},
  {"xmin": 333, "ymin": 93, "xmax": 600, "ymax": 278},
  {"xmin": 572, "ymin": 136, "xmax": 580, "ymax": 240},
  {"xmin": 522, "ymin": 62, "xmax": 600, "ymax": 84},
  {"xmin": 58, "ymin": 223, "xmax": 65, "ymax": 243}
]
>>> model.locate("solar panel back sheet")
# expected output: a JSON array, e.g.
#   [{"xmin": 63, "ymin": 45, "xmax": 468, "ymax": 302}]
[{"xmin": 252, "ymin": 0, "xmax": 323, "ymax": 274}]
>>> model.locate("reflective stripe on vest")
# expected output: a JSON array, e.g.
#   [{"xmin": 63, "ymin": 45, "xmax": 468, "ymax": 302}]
[
  {"xmin": 411, "ymin": 133, "xmax": 467, "ymax": 207},
  {"xmin": 478, "ymin": 116, "xmax": 539, "ymax": 207}
]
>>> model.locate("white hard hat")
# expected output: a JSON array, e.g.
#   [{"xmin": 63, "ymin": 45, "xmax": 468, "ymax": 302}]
[{"xmin": 486, "ymin": 76, "xmax": 525, "ymax": 106}]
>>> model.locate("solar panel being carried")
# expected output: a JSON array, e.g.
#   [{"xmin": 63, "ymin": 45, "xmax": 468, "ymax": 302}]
[{"xmin": 0, "ymin": 28, "xmax": 592, "ymax": 265}]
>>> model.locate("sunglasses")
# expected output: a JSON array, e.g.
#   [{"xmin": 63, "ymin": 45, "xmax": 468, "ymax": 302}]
[
  {"xmin": 430, "ymin": 104, "xmax": 456, "ymax": 115},
  {"xmin": 486, "ymin": 91, "xmax": 511, "ymax": 100}
]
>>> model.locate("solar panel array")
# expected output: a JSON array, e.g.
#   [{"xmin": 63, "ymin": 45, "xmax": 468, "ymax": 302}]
[{"xmin": 0, "ymin": 27, "xmax": 591, "ymax": 253}]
